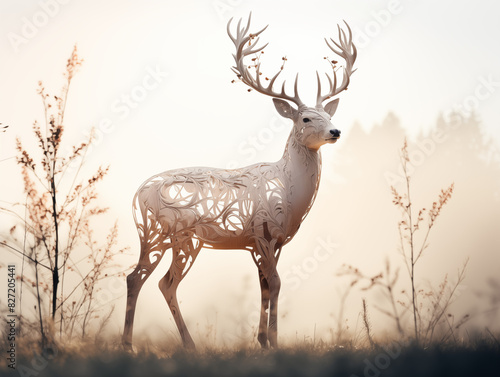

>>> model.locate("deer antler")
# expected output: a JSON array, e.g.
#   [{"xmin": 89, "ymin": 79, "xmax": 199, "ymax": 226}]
[
  {"xmin": 227, "ymin": 13, "xmax": 305, "ymax": 109},
  {"xmin": 316, "ymin": 21, "xmax": 357, "ymax": 108}
]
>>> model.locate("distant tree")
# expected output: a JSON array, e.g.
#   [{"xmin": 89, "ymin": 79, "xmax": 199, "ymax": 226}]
[{"xmin": 328, "ymin": 111, "xmax": 499, "ymax": 344}]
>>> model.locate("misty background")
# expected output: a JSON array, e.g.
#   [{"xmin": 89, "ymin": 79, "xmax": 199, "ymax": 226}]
[{"xmin": 0, "ymin": 0, "xmax": 499, "ymax": 345}]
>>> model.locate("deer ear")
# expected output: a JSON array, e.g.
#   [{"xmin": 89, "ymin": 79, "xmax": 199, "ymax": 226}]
[
  {"xmin": 273, "ymin": 98, "xmax": 297, "ymax": 119},
  {"xmin": 324, "ymin": 98, "xmax": 340, "ymax": 117}
]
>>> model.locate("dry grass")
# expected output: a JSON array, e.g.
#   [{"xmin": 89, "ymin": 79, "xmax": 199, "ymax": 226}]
[
  {"xmin": 338, "ymin": 140, "xmax": 470, "ymax": 348},
  {"xmin": 1, "ymin": 332, "xmax": 499, "ymax": 377},
  {"xmin": 0, "ymin": 46, "xmax": 128, "ymax": 350}
]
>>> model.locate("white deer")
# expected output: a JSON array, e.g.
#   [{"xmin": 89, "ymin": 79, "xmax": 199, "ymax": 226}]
[{"xmin": 123, "ymin": 14, "xmax": 357, "ymax": 350}]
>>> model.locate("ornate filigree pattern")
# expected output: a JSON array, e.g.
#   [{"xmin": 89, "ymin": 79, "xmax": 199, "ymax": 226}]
[
  {"xmin": 136, "ymin": 164, "xmax": 290, "ymax": 247},
  {"xmin": 123, "ymin": 14, "xmax": 356, "ymax": 351}
]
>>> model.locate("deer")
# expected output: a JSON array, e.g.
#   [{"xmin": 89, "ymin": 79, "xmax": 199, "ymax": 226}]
[{"xmin": 122, "ymin": 13, "xmax": 357, "ymax": 351}]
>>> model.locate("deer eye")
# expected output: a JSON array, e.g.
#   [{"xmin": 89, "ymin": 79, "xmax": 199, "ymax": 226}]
[{"xmin": 303, "ymin": 118, "xmax": 311, "ymax": 123}]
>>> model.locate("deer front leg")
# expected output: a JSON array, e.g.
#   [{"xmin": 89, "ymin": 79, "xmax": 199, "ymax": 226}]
[
  {"xmin": 253, "ymin": 240, "xmax": 281, "ymax": 348},
  {"xmin": 257, "ymin": 269, "xmax": 270, "ymax": 348},
  {"xmin": 265, "ymin": 268, "xmax": 281, "ymax": 348}
]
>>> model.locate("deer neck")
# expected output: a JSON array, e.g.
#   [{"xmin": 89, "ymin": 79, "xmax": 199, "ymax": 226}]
[{"xmin": 281, "ymin": 130, "xmax": 322, "ymax": 227}]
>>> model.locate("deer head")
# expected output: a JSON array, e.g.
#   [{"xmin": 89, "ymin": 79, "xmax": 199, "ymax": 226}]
[{"xmin": 227, "ymin": 14, "xmax": 357, "ymax": 151}]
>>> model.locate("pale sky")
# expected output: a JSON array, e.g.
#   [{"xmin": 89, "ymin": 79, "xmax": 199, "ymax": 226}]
[{"xmin": 1, "ymin": 0, "xmax": 499, "ymax": 344}]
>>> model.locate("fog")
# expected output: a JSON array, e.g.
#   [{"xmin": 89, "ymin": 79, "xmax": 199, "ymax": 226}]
[{"xmin": 0, "ymin": 0, "xmax": 499, "ymax": 346}]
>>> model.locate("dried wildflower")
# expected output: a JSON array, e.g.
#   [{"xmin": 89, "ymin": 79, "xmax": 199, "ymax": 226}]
[{"xmin": 2, "ymin": 45, "xmax": 127, "ymax": 345}]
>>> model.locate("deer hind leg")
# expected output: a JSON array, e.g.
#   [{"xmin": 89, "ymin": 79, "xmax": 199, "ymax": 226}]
[
  {"xmin": 123, "ymin": 235, "xmax": 170, "ymax": 351},
  {"xmin": 257, "ymin": 269, "xmax": 270, "ymax": 348},
  {"xmin": 158, "ymin": 236, "xmax": 202, "ymax": 350}
]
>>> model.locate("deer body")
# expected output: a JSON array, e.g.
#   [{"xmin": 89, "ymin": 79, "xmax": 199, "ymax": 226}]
[
  {"xmin": 135, "ymin": 123, "xmax": 321, "ymax": 249},
  {"xmin": 123, "ymin": 14, "xmax": 356, "ymax": 350}
]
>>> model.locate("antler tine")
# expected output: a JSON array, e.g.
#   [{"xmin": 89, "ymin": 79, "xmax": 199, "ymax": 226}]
[
  {"xmin": 316, "ymin": 21, "xmax": 357, "ymax": 107},
  {"xmin": 316, "ymin": 70, "xmax": 337, "ymax": 105},
  {"xmin": 316, "ymin": 71, "xmax": 322, "ymax": 103},
  {"xmin": 243, "ymin": 12, "xmax": 252, "ymax": 36},
  {"xmin": 227, "ymin": 14, "xmax": 304, "ymax": 108},
  {"xmin": 293, "ymin": 73, "xmax": 300, "ymax": 98}
]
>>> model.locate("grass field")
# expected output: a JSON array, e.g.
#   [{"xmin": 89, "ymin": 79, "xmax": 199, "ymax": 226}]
[{"xmin": 3, "ymin": 340, "xmax": 500, "ymax": 377}]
